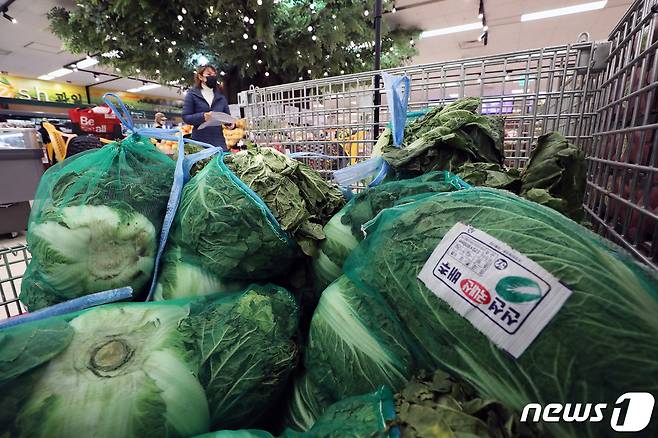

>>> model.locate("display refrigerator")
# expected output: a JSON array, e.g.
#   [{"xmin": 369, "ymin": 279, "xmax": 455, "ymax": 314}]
[{"xmin": 0, "ymin": 128, "xmax": 45, "ymax": 235}]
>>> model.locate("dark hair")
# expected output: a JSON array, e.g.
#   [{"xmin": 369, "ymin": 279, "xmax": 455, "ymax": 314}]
[{"xmin": 194, "ymin": 65, "xmax": 217, "ymax": 88}]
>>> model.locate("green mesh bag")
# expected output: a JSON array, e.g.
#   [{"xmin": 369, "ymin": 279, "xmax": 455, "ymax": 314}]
[
  {"xmin": 344, "ymin": 188, "xmax": 658, "ymax": 438},
  {"xmin": 158, "ymin": 153, "xmax": 297, "ymax": 294},
  {"xmin": 287, "ymin": 275, "xmax": 417, "ymax": 431},
  {"xmin": 153, "ymin": 244, "xmax": 249, "ymax": 301},
  {"xmin": 312, "ymin": 171, "xmax": 468, "ymax": 294},
  {"xmin": 20, "ymin": 135, "xmax": 176, "ymax": 310},
  {"xmin": 1, "ymin": 284, "xmax": 299, "ymax": 438},
  {"xmin": 194, "ymin": 386, "xmax": 397, "ymax": 438}
]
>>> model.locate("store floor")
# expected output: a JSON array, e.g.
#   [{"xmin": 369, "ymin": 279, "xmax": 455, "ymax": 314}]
[{"xmin": 0, "ymin": 231, "xmax": 27, "ymax": 249}]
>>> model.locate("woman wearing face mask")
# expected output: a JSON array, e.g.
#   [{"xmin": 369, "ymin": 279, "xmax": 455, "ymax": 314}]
[{"xmin": 182, "ymin": 65, "xmax": 232, "ymax": 150}]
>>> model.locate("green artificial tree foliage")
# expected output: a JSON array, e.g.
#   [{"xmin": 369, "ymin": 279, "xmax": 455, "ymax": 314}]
[{"xmin": 48, "ymin": 0, "xmax": 418, "ymax": 92}]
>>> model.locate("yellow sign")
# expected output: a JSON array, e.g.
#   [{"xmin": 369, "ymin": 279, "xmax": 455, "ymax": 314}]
[
  {"xmin": 0, "ymin": 73, "xmax": 184, "ymax": 112},
  {"xmin": 89, "ymin": 89, "xmax": 183, "ymax": 113},
  {"xmin": 0, "ymin": 74, "xmax": 86, "ymax": 105}
]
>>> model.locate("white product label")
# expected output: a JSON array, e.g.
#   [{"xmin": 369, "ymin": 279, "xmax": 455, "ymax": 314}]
[{"xmin": 417, "ymin": 222, "xmax": 572, "ymax": 358}]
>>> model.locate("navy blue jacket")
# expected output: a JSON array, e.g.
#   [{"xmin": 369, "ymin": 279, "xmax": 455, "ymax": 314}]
[{"xmin": 182, "ymin": 86, "xmax": 230, "ymax": 149}]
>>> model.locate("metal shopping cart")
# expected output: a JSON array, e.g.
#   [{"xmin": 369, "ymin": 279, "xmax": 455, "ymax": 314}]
[
  {"xmin": 2, "ymin": 0, "xmax": 657, "ymax": 320},
  {"xmin": 239, "ymin": 0, "xmax": 658, "ymax": 270},
  {"xmin": 0, "ymin": 245, "xmax": 29, "ymax": 319}
]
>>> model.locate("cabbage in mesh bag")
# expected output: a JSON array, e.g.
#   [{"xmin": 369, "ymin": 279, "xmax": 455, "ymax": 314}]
[
  {"xmin": 195, "ymin": 386, "xmax": 397, "ymax": 438},
  {"xmin": 1, "ymin": 284, "xmax": 299, "ymax": 438},
  {"xmin": 20, "ymin": 135, "xmax": 176, "ymax": 310},
  {"xmin": 287, "ymin": 275, "xmax": 416, "ymax": 431},
  {"xmin": 160, "ymin": 153, "xmax": 297, "ymax": 284},
  {"xmin": 312, "ymin": 171, "xmax": 467, "ymax": 294},
  {"xmin": 344, "ymin": 188, "xmax": 658, "ymax": 438}
]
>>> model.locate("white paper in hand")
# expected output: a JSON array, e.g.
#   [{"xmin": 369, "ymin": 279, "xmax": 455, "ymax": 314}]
[{"xmin": 198, "ymin": 112, "xmax": 239, "ymax": 130}]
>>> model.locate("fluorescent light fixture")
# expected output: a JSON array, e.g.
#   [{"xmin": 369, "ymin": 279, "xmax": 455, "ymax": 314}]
[
  {"xmin": 511, "ymin": 89, "xmax": 524, "ymax": 94},
  {"xmin": 44, "ymin": 68, "xmax": 73, "ymax": 78},
  {"xmin": 127, "ymin": 83, "xmax": 161, "ymax": 93},
  {"xmin": 420, "ymin": 22, "xmax": 482, "ymax": 39},
  {"xmin": 521, "ymin": 1, "xmax": 607, "ymax": 22},
  {"xmin": 38, "ymin": 74, "xmax": 54, "ymax": 81},
  {"xmin": 449, "ymin": 93, "xmax": 459, "ymax": 98},
  {"xmin": 76, "ymin": 57, "xmax": 99, "ymax": 69}
]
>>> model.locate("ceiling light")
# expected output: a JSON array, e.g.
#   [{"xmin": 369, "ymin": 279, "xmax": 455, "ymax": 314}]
[
  {"xmin": 39, "ymin": 68, "xmax": 72, "ymax": 80},
  {"xmin": 94, "ymin": 74, "xmax": 100, "ymax": 82},
  {"xmin": 76, "ymin": 57, "xmax": 99, "ymax": 69},
  {"xmin": 449, "ymin": 93, "xmax": 459, "ymax": 98},
  {"xmin": 521, "ymin": 1, "xmax": 607, "ymax": 22},
  {"xmin": 511, "ymin": 89, "xmax": 524, "ymax": 94},
  {"xmin": 127, "ymin": 83, "xmax": 161, "ymax": 93},
  {"xmin": 420, "ymin": 22, "xmax": 482, "ymax": 39},
  {"xmin": 3, "ymin": 12, "xmax": 17, "ymax": 24}
]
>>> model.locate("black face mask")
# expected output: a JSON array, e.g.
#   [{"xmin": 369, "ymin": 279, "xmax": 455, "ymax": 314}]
[{"xmin": 205, "ymin": 75, "xmax": 218, "ymax": 88}]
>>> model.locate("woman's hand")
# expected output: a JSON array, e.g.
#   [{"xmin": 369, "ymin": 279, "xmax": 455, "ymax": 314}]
[{"xmin": 204, "ymin": 112, "xmax": 213, "ymax": 122}]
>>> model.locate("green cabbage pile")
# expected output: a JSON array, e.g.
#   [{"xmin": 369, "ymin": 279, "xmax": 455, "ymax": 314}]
[
  {"xmin": 0, "ymin": 285, "xmax": 299, "ymax": 438},
  {"xmin": 156, "ymin": 148, "xmax": 344, "ymax": 301},
  {"xmin": 312, "ymin": 171, "xmax": 466, "ymax": 294},
  {"xmin": 379, "ymin": 97, "xmax": 505, "ymax": 177}
]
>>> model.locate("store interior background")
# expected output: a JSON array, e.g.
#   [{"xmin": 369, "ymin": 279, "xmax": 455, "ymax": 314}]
[
  {"xmin": 1, "ymin": 0, "xmax": 634, "ymax": 108},
  {"xmin": 0, "ymin": 0, "xmax": 637, "ymax": 246}
]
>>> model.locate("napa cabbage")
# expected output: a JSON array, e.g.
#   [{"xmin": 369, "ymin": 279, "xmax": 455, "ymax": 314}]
[
  {"xmin": 344, "ymin": 188, "xmax": 658, "ymax": 438},
  {"xmin": 20, "ymin": 135, "xmax": 175, "ymax": 309},
  {"xmin": 287, "ymin": 276, "xmax": 415, "ymax": 431},
  {"xmin": 21, "ymin": 205, "xmax": 157, "ymax": 310},
  {"xmin": 1, "ymin": 285, "xmax": 299, "ymax": 438}
]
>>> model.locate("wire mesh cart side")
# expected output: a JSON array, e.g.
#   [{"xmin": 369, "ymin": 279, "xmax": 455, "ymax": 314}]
[
  {"xmin": 0, "ymin": 244, "xmax": 29, "ymax": 320},
  {"xmin": 583, "ymin": 0, "xmax": 658, "ymax": 269},
  {"xmin": 239, "ymin": 42, "xmax": 600, "ymax": 175}
]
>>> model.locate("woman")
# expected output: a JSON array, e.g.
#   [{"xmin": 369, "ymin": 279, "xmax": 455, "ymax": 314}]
[{"xmin": 182, "ymin": 65, "xmax": 231, "ymax": 150}]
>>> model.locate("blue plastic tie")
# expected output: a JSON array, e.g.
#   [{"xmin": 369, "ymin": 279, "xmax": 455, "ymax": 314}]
[
  {"xmin": 0, "ymin": 287, "xmax": 133, "ymax": 330},
  {"xmin": 382, "ymin": 72, "xmax": 410, "ymax": 147}
]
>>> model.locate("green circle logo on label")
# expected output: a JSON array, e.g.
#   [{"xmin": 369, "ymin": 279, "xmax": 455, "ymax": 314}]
[{"xmin": 495, "ymin": 276, "xmax": 542, "ymax": 303}]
